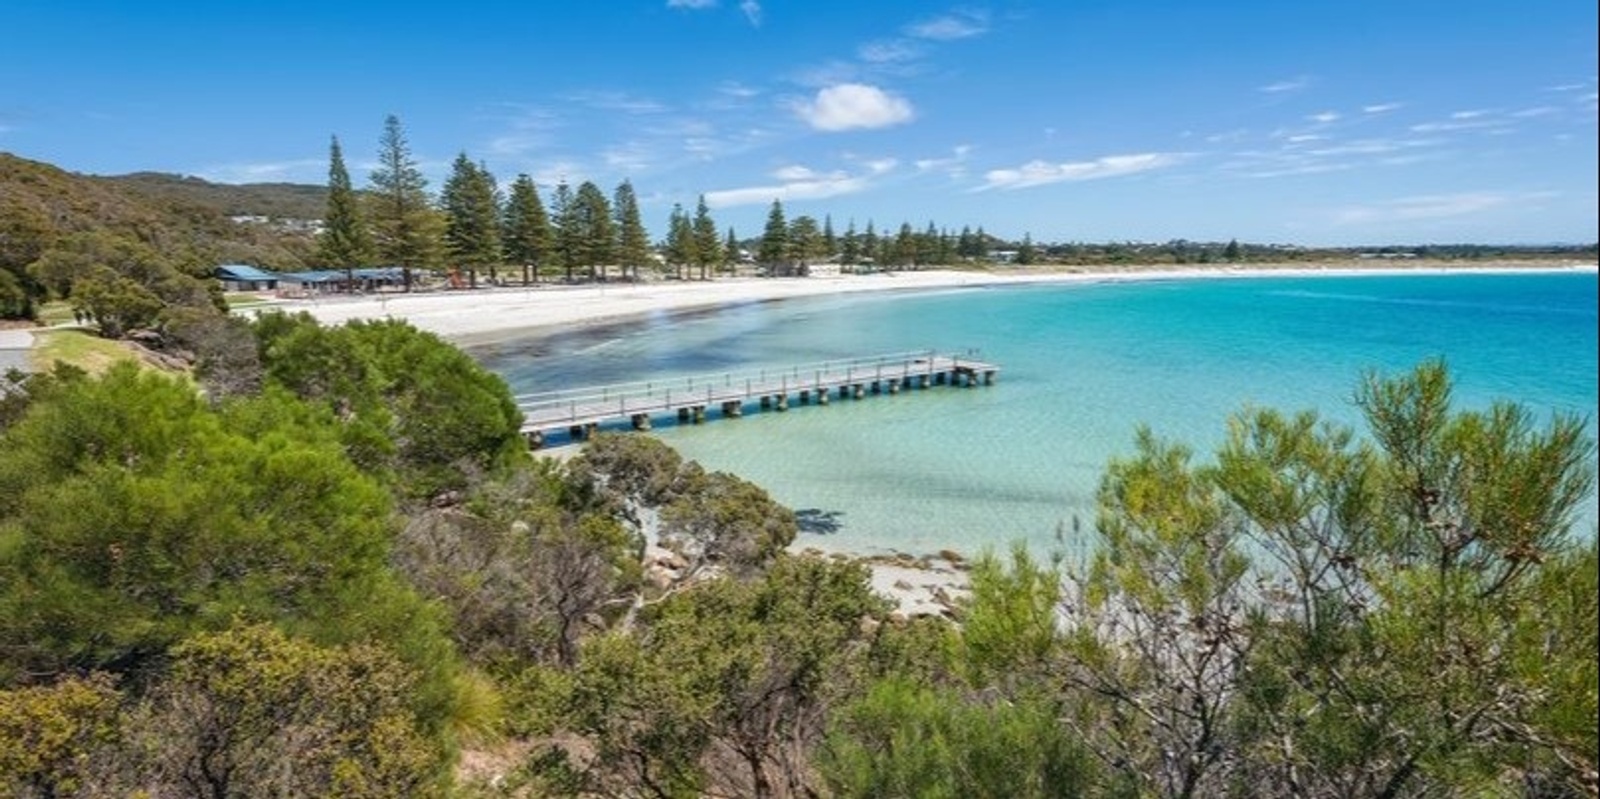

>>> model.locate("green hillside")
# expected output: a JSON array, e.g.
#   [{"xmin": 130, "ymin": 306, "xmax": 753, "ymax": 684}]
[{"xmin": 0, "ymin": 152, "xmax": 317, "ymax": 318}]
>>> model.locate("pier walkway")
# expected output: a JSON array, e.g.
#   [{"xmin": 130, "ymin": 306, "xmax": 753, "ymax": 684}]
[{"xmin": 515, "ymin": 349, "xmax": 998, "ymax": 448}]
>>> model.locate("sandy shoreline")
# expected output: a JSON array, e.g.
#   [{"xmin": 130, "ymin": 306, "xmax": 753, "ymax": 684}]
[
  {"xmin": 257, "ymin": 260, "xmax": 1596, "ymax": 347},
  {"xmin": 267, "ymin": 259, "xmax": 1594, "ymax": 614}
]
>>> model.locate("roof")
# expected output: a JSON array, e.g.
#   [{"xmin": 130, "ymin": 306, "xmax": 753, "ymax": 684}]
[
  {"xmin": 280, "ymin": 267, "xmax": 409, "ymax": 284},
  {"xmin": 215, "ymin": 264, "xmax": 281, "ymax": 282}
]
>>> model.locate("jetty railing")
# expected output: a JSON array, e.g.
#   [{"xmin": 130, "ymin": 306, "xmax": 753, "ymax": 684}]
[{"xmin": 514, "ymin": 349, "xmax": 998, "ymax": 445}]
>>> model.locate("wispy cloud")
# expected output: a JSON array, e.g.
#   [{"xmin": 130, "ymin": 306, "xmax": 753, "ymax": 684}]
[
  {"xmin": 1543, "ymin": 82, "xmax": 1589, "ymax": 92},
  {"xmin": 1332, "ymin": 191, "xmax": 1546, "ymax": 225},
  {"xmin": 196, "ymin": 158, "xmax": 324, "ymax": 184},
  {"xmin": 1451, "ymin": 109, "xmax": 1491, "ymax": 119},
  {"xmin": 665, "ymin": 0, "xmax": 760, "ymax": 26},
  {"xmin": 484, "ymin": 106, "xmax": 563, "ymax": 158},
  {"xmin": 980, "ymin": 152, "xmax": 1184, "ymax": 190},
  {"xmin": 914, "ymin": 144, "xmax": 973, "ymax": 178},
  {"xmin": 565, "ymin": 91, "xmax": 667, "ymax": 114},
  {"xmin": 792, "ymin": 83, "xmax": 915, "ymax": 131},
  {"xmin": 1307, "ymin": 111, "xmax": 1340, "ymax": 123},
  {"xmin": 739, "ymin": 0, "xmax": 761, "ymax": 26},
  {"xmin": 906, "ymin": 10, "xmax": 990, "ymax": 40},
  {"xmin": 858, "ymin": 39, "xmax": 921, "ymax": 63},
  {"xmin": 1259, "ymin": 76, "xmax": 1310, "ymax": 94},
  {"xmin": 704, "ymin": 161, "xmax": 885, "ymax": 207},
  {"xmin": 1362, "ymin": 102, "xmax": 1402, "ymax": 114}
]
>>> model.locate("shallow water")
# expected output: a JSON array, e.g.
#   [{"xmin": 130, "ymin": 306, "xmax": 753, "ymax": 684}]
[{"xmin": 472, "ymin": 271, "xmax": 1599, "ymax": 558}]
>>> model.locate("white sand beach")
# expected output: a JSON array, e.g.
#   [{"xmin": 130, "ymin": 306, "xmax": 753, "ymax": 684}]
[{"xmin": 259, "ymin": 260, "xmax": 1596, "ymax": 347}]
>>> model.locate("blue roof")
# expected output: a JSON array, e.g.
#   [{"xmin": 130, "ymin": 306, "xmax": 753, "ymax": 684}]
[
  {"xmin": 215, "ymin": 264, "xmax": 281, "ymax": 282},
  {"xmin": 281, "ymin": 267, "xmax": 408, "ymax": 284}
]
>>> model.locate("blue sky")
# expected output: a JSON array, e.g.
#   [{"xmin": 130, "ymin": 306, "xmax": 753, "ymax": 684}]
[{"xmin": 3, "ymin": 1, "xmax": 1596, "ymax": 246}]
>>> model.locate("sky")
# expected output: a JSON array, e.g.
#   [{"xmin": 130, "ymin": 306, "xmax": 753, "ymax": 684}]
[{"xmin": 2, "ymin": 1, "xmax": 1596, "ymax": 247}]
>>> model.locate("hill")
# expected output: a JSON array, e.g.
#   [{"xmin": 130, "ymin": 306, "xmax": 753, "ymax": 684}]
[
  {"xmin": 103, "ymin": 171, "xmax": 328, "ymax": 221},
  {"xmin": 1, "ymin": 152, "xmax": 317, "ymax": 317}
]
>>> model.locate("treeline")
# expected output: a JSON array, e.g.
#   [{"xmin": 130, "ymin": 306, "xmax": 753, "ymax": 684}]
[
  {"xmin": 320, "ymin": 115, "xmax": 1011, "ymax": 289},
  {"xmin": 2, "ymin": 311, "xmax": 1594, "ymax": 796}
]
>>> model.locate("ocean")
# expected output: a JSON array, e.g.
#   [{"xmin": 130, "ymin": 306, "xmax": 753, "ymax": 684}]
[{"xmin": 471, "ymin": 270, "xmax": 1599, "ymax": 559}]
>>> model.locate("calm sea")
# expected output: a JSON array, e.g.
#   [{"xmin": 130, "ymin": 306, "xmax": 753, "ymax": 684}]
[{"xmin": 472, "ymin": 271, "xmax": 1599, "ymax": 559}]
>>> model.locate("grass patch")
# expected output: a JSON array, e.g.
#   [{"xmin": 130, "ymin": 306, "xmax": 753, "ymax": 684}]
[
  {"xmin": 30, "ymin": 329, "xmax": 146, "ymax": 375},
  {"xmin": 226, "ymin": 292, "xmax": 278, "ymax": 310},
  {"xmin": 35, "ymin": 300, "xmax": 79, "ymax": 327}
]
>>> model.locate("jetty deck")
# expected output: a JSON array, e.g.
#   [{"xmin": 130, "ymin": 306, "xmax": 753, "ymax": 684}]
[{"xmin": 515, "ymin": 349, "xmax": 998, "ymax": 447}]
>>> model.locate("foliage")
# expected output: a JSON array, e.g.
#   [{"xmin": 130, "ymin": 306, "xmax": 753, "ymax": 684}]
[
  {"xmin": 546, "ymin": 555, "xmax": 887, "ymax": 798},
  {"xmin": 316, "ymin": 134, "xmax": 374, "ymax": 272},
  {"xmin": 820, "ymin": 678, "xmax": 1098, "ymax": 799},
  {"xmin": 368, "ymin": 114, "xmax": 443, "ymax": 284},
  {"xmin": 254, "ymin": 311, "xmax": 525, "ymax": 500},
  {"xmin": 613, "ymin": 179, "xmax": 652, "ymax": 280},
  {"xmin": 572, "ymin": 433, "xmax": 797, "ymax": 578},
  {"xmin": 759, "ymin": 199, "xmax": 788, "ymax": 268},
  {"xmin": 0, "ymin": 365, "xmax": 456, "ymax": 706},
  {"xmin": 441, "ymin": 152, "xmax": 503, "ymax": 282},
  {"xmin": 0, "ymin": 673, "xmax": 122, "ymax": 798},
  {"xmin": 393, "ymin": 461, "xmax": 642, "ymax": 669},
  {"xmin": 502, "ymin": 174, "xmax": 555, "ymax": 281},
  {"xmin": 115, "ymin": 623, "xmax": 446, "ymax": 798}
]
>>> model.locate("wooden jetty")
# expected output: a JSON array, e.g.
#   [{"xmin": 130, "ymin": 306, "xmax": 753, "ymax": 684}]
[{"xmin": 515, "ymin": 349, "xmax": 999, "ymax": 448}]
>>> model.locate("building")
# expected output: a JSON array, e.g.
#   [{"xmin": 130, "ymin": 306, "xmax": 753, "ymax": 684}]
[{"xmin": 215, "ymin": 264, "xmax": 281, "ymax": 292}]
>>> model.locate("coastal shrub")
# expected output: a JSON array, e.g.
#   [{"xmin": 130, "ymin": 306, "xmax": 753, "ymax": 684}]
[{"xmin": 254, "ymin": 311, "xmax": 525, "ymax": 501}]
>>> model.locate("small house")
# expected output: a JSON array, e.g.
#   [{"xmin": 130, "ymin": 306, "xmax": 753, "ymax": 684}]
[{"xmin": 215, "ymin": 264, "xmax": 281, "ymax": 292}]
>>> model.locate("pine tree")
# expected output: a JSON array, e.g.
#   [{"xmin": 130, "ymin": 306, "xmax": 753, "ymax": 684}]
[
  {"xmin": 758, "ymin": 200, "xmax": 788, "ymax": 274},
  {"xmin": 502, "ymin": 175, "xmax": 554, "ymax": 284},
  {"xmin": 613, "ymin": 180, "xmax": 652, "ymax": 282},
  {"xmin": 822, "ymin": 214, "xmax": 837, "ymax": 260},
  {"xmin": 841, "ymin": 219, "xmax": 859, "ymax": 268},
  {"xmin": 861, "ymin": 221, "xmax": 879, "ymax": 271},
  {"xmin": 316, "ymin": 135, "xmax": 373, "ymax": 288},
  {"xmin": 665, "ymin": 203, "xmax": 694, "ymax": 280},
  {"xmin": 441, "ymin": 153, "xmax": 502, "ymax": 288},
  {"xmin": 692, "ymin": 195, "xmax": 719, "ymax": 281},
  {"xmin": 367, "ymin": 115, "xmax": 437, "ymax": 291},
  {"xmin": 1016, "ymin": 232, "xmax": 1037, "ymax": 265},
  {"xmin": 723, "ymin": 227, "xmax": 740, "ymax": 276},
  {"xmin": 551, "ymin": 181, "xmax": 577, "ymax": 283},
  {"xmin": 788, "ymin": 215, "xmax": 822, "ymax": 272},
  {"xmin": 572, "ymin": 181, "xmax": 614, "ymax": 281}
]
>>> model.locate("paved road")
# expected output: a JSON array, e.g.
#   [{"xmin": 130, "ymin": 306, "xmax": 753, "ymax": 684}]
[{"xmin": 0, "ymin": 328, "xmax": 35, "ymax": 374}]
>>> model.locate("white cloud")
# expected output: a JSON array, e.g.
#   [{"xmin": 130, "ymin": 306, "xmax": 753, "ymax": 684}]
[
  {"xmin": 1307, "ymin": 111, "xmax": 1340, "ymax": 123},
  {"xmin": 773, "ymin": 164, "xmax": 827, "ymax": 181},
  {"xmin": 1332, "ymin": 191, "xmax": 1531, "ymax": 225},
  {"xmin": 1362, "ymin": 102, "xmax": 1402, "ymax": 114},
  {"xmin": 793, "ymin": 83, "xmax": 915, "ymax": 131},
  {"xmin": 666, "ymin": 0, "xmax": 717, "ymax": 8},
  {"xmin": 1543, "ymin": 82, "xmax": 1589, "ymax": 92},
  {"xmin": 981, "ymin": 152, "xmax": 1183, "ymax": 190},
  {"xmin": 1259, "ymin": 76, "xmax": 1310, "ymax": 93},
  {"xmin": 196, "ymin": 158, "xmax": 324, "ymax": 184},
  {"xmin": 566, "ymin": 91, "xmax": 666, "ymax": 114},
  {"xmin": 1286, "ymin": 134, "xmax": 1325, "ymax": 143},
  {"xmin": 1409, "ymin": 118, "xmax": 1511, "ymax": 133},
  {"xmin": 739, "ymin": 0, "xmax": 761, "ymax": 26},
  {"xmin": 1451, "ymin": 109, "xmax": 1491, "ymax": 119},
  {"xmin": 859, "ymin": 39, "xmax": 920, "ymax": 63},
  {"xmin": 907, "ymin": 11, "xmax": 989, "ymax": 40},
  {"xmin": 1511, "ymin": 106, "xmax": 1559, "ymax": 118},
  {"xmin": 704, "ymin": 172, "xmax": 873, "ymax": 207}
]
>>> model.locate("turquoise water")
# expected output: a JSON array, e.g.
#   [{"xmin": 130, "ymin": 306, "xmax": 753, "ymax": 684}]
[{"xmin": 472, "ymin": 271, "xmax": 1599, "ymax": 559}]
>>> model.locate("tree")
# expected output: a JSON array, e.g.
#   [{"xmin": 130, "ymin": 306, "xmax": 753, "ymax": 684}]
[
  {"xmin": 788, "ymin": 215, "xmax": 823, "ymax": 273},
  {"xmin": 550, "ymin": 181, "xmax": 577, "ymax": 283},
  {"xmin": 1066, "ymin": 361, "xmax": 1597, "ymax": 797},
  {"xmin": 612, "ymin": 180, "xmax": 652, "ymax": 281},
  {"xmin": 502, "ymin": 174, "xmax": 554, "ymax": 285},
  {"xmin": 1223, "ymin": 238, "xmax": 1241, "ymax": 263},
  {"xmin": 0, "ymin": 673, "xmax": 122, "ymax": 798},
  {"xmin": 119, "ymin": 624, "xmax": 446, "ymax": 798},
  {"xmin": 316, "ymin": 134, "xmax": 373, "ymax": 286},
  {"xmin": 1016, "ymin": 232, "xmax": 1038, "ymax": 265},
  {"xmin": 0, "ymin": 364, "xmax": 454, "ymax": 690},
  {"xmin": 723, "ymin": 227, "xmax": 740, "ymax": 276},
  {"xmin": 571, "ymin": 181, "xmax": 614, "ymax": 281},
  {"xmin": 441, "ymin": 153, "xmax": 502, "ymax": 287},
  {"xmin": 758, "ymin": 200, "xmax": 788, "ymax": 274},
  {"xmin": 665, "ymin": 203, "xmax": 695, "ymax": 280},
  {"xmin": 840, "ymin": 219, "xmax": 860, "ymax": 268},
  {"xmin": 691, "ymin": 195, "xmax": 720, "ymax": 281},
  {"xmin": 368, "ymin": 114, "xmax": 437, "ymax": 291},
  {"xmin": 254, "ymin": 312, "xmax": 525, "ymax": 500}
]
